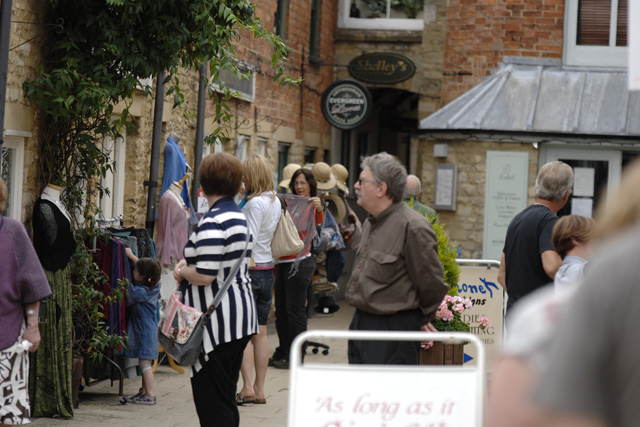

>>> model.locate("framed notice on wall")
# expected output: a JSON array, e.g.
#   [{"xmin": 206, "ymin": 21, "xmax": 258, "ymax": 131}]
[
  {"xmin": 483, "ymin": 151, "xmax": 529, "ymax": 261},
  {"xmin": 434, "ymin": 163, "xmax": 458, "ymax": 211}
]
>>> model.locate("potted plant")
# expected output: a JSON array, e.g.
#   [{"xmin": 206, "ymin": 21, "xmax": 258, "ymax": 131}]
[
  {"xmin": 406, "ymin": 205, "xmax": 491, "ymax": 365},
  {"xmin": 420, "ymin": 294, "xmax": 491, "ymax": 365}
]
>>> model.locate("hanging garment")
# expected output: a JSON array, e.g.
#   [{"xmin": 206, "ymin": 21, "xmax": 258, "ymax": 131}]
[
  {"xmin": 156, "ymin": 189, "xmax": 189, "ymax": 266},
  {"xmin": 281, "ymin": 194, "xmax": 320, "ymax": 267},
  {"xmin": 29, "ymin": 266, "xmax": 74, "ymax": 419},
  {"xmin": 108, "ymin": 227, "xmax": 155, "ymax": 259},
  {"xmin": 160, "ymin": 136, "xmax": 195, "ymax": 214},
  {"xmin": 32, "ymin": 198, "xmax": 76, "ymax": 272}
]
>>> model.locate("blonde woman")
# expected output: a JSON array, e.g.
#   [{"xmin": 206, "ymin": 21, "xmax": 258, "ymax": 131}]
[{"xmin": 236, "ymin": 154, "xmax": 281, "ymax": 405}]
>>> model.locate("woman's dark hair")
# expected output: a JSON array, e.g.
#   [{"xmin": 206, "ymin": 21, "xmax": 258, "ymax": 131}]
[
  {"xmin": 199, "ymin": 152, "xmax": 243, "ymax": 198},
  {"xmin": 288, "ymin": 168, "xmax": 317, "ymax": 197},
  {"xmin": 136, "ymin": 258, "xmax": 162, "ymax": 288}
]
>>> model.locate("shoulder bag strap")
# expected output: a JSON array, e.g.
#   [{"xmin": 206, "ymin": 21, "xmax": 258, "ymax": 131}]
[
  {"xmin": 203, "ymin": 225, "xmax": 252, "ymax": 320},
  {"xmin": 276, "ymin": 194, "xmax": 287, "ymax": 212}
]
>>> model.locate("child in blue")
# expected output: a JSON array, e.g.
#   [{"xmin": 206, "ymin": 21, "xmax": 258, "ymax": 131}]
[{"xmin": 124, "ymin": 248, "xmax": 161, "ymax": 405}]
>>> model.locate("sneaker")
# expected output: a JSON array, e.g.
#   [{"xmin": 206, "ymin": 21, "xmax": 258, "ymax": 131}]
[
  {"xmin": 124, "ymin": 388, "xmax": 144, "ymax": 403},
  {"xmin": 131, "ymin": 393, "xmax": 157, "ymax": 405}
]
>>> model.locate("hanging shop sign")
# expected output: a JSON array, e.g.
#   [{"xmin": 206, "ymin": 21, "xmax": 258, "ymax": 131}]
[
  {"xmin": 321, "ymin": 79, "xmax": 373, "ymax": 130},
  {"xmin": 348, "ymin": 52, "xmax": 416, "ymax": 84}
]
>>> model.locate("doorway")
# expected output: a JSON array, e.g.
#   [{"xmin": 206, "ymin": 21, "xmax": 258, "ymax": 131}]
[
  {"xmin": 543, "ymin": 147, "xmax": 621, "ymax": 218},
  {"xmin": 338, "ymin": 88, "xmax": 419, "ymax": 189}
]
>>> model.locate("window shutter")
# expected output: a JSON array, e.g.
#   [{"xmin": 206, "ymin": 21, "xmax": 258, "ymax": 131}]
[
  {"xmin": 577, "ymin": 0, "xmax": 627, "ymax": 46},
  {"xmin": 577, "ymin": 0, "xmax": 611, "ymax": 45}
]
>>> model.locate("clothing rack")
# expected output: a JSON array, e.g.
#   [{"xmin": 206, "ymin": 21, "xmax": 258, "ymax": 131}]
[{"xmin": 95, "ymin": 214, "xmax": 124, "ymax": 228}]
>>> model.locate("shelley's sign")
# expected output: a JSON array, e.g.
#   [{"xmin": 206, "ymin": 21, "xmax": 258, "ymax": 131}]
[
  {"xmin": 348, "ymin": 53, "xmax": 416, "ymax": 84},
  {"xmin": 321, "ymin": 79, "xmax": 373, "ymax": 130}
]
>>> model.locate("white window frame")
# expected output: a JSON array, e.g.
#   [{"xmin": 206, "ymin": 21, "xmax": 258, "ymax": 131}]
[
  {"xmin": 338, "ymin": 0, "xmax": 424, "ymax": 31},
  {"xmin": 564, "ymin": 0, "xmax": 627, "ymax": 67},
  {"xmin": 542, "ymin": 146, "xmax": 622, "ymax": 194},
  {"xmin": 256, "ymin": 137, "xmax": 267, "ymax": 158},
  {"xmin": 210, "ymin": 64, "xmax": 256, "ymax": 103},
  {"xmin": 2, "ymin": 132, "xmax": 26, "ymax": 220},
  {"xmin": 136, "ymin": 76, "xmax": 153, "ymax": 92},
  {"xmin": 235, "ymin": 134, "xmax": 249, "ymax": 163},
  {"xmin": 100, "ymin": 132, "xmax": 126, "ymax": 219}
]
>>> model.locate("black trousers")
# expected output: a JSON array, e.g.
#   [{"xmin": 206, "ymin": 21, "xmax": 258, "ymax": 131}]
[
  {"xmin": 190, "ymin": 336, "xmax": 251, "ymax": 427},
  {"xmin": 274, "ymin": 257, "xmax": 315, "ymax": 359},
  {"xmin": 348, "ymin": 308, "xmax": 421, "ymax": 365}
]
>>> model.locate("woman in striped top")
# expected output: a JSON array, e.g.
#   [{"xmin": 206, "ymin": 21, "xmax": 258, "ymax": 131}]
[{"xmin": 173, "ymin": 153, "xmax": 257, "ymax": 427}]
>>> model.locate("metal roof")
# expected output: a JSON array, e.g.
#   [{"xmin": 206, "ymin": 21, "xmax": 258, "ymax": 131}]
[{"xmin": 419, "ymin": 58, "xmax": 640, "ymax": 137}]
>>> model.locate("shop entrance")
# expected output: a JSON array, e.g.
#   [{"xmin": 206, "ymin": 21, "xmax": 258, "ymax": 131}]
[{"xmin": 338, "ymin": 88, "xmax": 419, "ymax": 189}]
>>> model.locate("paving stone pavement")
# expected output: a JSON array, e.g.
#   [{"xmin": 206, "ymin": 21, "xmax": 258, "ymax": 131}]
[{"xmin": 30, "ymin": 302, "xmax": 355, "ymax": 427}]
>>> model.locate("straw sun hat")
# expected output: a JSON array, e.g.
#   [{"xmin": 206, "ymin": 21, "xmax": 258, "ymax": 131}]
[
  {"xmin": 330, "ymin": 163, "xmax": 349, "ymax": 194},
  {"xmin": 321, "ymin": 192, "xmax": 347, "ymax": 224},
  {"xmin": 312, "ymin": 162, "xmax": 337, "ymax": 192},
  {"xmin": 278, "ymin": 163, "xmax": 301, "ymax": 189}
]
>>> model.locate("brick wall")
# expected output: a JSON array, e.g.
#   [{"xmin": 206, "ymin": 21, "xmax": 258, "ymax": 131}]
[
  {"xmin": 206, "ymin": 0, "xmax": 337, "ymax": 165},
  {"xmin": 442, "ymin": 0, "xmax": 564, "ymax": 104}
]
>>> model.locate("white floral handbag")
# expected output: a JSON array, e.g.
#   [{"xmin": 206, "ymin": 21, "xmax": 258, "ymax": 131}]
[{"xmin": 158, "ymin": 291, "xmax": 206, "ymax": 366}]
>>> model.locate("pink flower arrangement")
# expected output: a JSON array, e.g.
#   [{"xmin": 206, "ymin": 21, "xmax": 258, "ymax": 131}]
[
  {"xmin": 433, "ymin": 295, "xmax": 473, "ymax": 332},
  {"xmin": 422, "ymin": 295, "xmax": 492, "ymax": 350},
  {"xmin": 477, "ymin": 315, "xmax": 491, "ymax": 329}
]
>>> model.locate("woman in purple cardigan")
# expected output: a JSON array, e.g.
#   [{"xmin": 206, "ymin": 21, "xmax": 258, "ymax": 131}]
[{"xmin": 0, "ymin": 178, "xmax": 52, "ymax": 425}]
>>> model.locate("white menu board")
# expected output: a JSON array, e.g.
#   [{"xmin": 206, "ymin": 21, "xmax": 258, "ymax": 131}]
[{"xmin": 483, "ymin": 151, "xmax": 529, "ymax": 261}]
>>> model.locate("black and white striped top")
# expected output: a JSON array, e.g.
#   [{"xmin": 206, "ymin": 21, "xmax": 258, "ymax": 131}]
[{"xmin": 183, "ymin": 197, "xmax": 257, "ymax": 374}]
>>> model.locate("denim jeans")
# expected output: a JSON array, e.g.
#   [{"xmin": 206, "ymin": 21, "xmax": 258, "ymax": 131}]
[
  {"xmin": 249, "ymin": 269, "xmax": 275, "ymax": 325},
  {"xmin": 274, "ymin": 257, "xmax": 315, "ymax": 359}
]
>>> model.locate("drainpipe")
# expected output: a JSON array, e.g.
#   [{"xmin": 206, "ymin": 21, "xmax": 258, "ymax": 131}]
[
  {"xmin": 0, "ymin": 0, "xmax": 13, "ymax": 157},
  {"xmin": 145, "ymin": 70, "xmax": 166, "ymax": 237},
  {"xmin": 192, "ymin": 63, "xmax": 207, "ymax": 206}
]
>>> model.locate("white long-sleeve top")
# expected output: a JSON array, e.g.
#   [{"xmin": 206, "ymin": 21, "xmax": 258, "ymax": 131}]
[{"xmin": 243, "ymin": 192, "xmax": 281, "ymax": 263}]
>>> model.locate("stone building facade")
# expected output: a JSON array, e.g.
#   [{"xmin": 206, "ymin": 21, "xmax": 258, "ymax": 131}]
[
  {"xmin": 417, "ymin": 0, "xmax": 637, "ymax": 259},
  {"xmin": 2, "ymin": 0, "xmax": 46, "ymax": 221},
  {"xmin": 418, "ymin": 139, "xmax": 539, "ymax": 259}
]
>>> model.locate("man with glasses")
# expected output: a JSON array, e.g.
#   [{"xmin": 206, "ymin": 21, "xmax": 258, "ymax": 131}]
[
  {"xmin": 497, "ymin": 161, "xmax": 574, "ymax": 314},
  {"xmin": 346, "ymin": 152, "xmax": 448, "ymax": 365}
]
